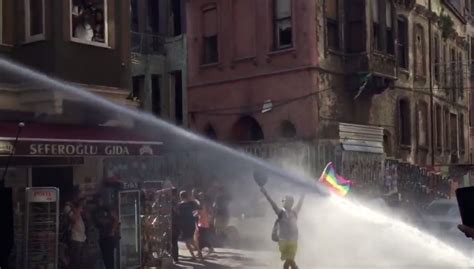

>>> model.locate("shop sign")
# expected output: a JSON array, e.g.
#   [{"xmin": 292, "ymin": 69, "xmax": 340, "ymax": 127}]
[
  {"xmin": 0, "ymin": 141, "xmax": 13, "ymax": 154},
  {"xmin": 28, "ymin": 188, "xmax": 58, "ymax": 203},
  {"xmin": 12, "ymin": 142, "xmax": 160, "ymax": 156}
]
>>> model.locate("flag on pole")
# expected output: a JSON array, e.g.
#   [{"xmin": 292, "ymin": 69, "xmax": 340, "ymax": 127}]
[{"xmin": 319, "ymin": 162, "xmax": 352, "ymax": 196}]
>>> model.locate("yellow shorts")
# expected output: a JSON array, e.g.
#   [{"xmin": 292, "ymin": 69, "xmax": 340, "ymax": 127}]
[{"xmin": 278, "ymin": 240, "xmax": 298, "ymax": 261}]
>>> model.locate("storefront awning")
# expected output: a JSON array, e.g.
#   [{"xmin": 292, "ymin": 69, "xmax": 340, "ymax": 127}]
[{"xmin": 0, "ymin": 122, "xmax": 163, "ymax": 157}]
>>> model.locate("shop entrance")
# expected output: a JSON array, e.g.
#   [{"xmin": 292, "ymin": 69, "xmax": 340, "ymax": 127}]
[{"xmin": 32, "ymin": 167, "xmax": 74, "ymax": 204}]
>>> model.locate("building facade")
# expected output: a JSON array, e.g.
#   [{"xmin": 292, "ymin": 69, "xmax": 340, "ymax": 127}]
[
  {"xmin": 187, "ymin": 0, "xmax": 472, "ymax": 187},
  {"xmin": 130, "ymin": 0, "xmax": 187, "ymax": 125}
]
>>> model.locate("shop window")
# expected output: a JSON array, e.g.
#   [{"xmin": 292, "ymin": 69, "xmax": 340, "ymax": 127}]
[
  {"xmin": 151, "ymin": 75, "xmax": 161, "ymax": 117},
  {"xmin": 399, "ymin": 99, "xmax": 411, "ymax": 146},
  {"xmin": 280, "ymin": 120, "xmax": 296, "ymax": 138},
  {"xmin": 459, "ymin": 113, "xmax": 465, "ymax": 154},
  {"xmin": 345, "ymin": 0, "xmax": 365, "ymax": 53},
  {"xmin": 202, "ymin": 5, "xmax": 218, "ymax": 64},
  {"xmin": 397, "ymin": 16, "xmax": 408, "ymax": 69},
  {"xmin": 434, "ymin": 35, "xmax": 440, "ymax": 82},
  {"xmin": 71, "ymin": 0, "xmax": 108, "ymax": 46},
  {"xmin": 450, "ymin": 113, "xmax": 458, "ymax": 153},
  {"xmin": 417, "ymin": 102, "xmax": 428, "ymax": 147},
  {"xmin": 25, "ymin": 0, "xmax": 45, "ymax": 42},
  {"xmin": 171, "ymin": 0, "xmax": 182, "ymax": 36},
  {"xmin": 326, "ymin": 0, "xmax": 339, "ymax": 50},
  {"xmin": 147, "ymin": 0, "xmax": 160, "ymax": 34},
  {"xmin": 414, "ymin": 24, "xmax": 425, "ymax": 77},
  {"xmin": 274, "ymin": 0, "xmax": 292, "ymax": 50},
  {"xmin": 435, "ymin": 104, "xmax": 442, "ymax": 152}
]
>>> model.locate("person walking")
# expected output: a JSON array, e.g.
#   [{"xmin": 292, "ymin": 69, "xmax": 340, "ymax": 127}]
[
  {"xmin": 67, "ymin": 199, "xmax": 87, "ymax": 269},
  {"xmin": 195, "ymin": 196, "xmax": 214, "ymax": 255},
  {"xmin": 94, "ymin": 196, "xmax": 119, "ymax": 269},
  {"xmin": 178, "ymin": 190, "xmax": 203, "ymax": 261},
  {"xmin": 260, "ymin": 186, "xmax": 304, "ymax": 269},
  {"xmin": 171, "ymin": 188, "xmax": 180, "ymax": 263}
]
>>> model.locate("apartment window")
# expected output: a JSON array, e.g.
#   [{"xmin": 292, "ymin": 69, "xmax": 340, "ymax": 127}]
[
  {"xmin": 458, "ymin": 52, "xmax": 464, "ymax": 99},
  {"xmin": 445, "ymin": 108, "xmax": 450, "ymax": 152},
  {"xmin": 147, "ymin": 0, "xmax": 160, "ymax": 33},
  {"xmin": 372, "ymin": 0, "xmax": 394, "ymax": 53},
  {"xmin": 132, "ymin": 76, "xmax": 145, "ymax": 108},
  {"xmin": 435, "ymin": 104, "xmax": 442, "ymax": 152},
  {"xmin": 434, "ymin": 35, "xmax": 440, "ymax": 82},
  {"xmin": 414, "ymin": 24, "xmax": 426, "ymax": 77},
  {"xmin": 71, "ymin": 0, "xmax": 108, "ymax": 46},
  {"xmin": 443, "ymin": 43, "xmax": 448, "ymax": 86},
  {"xmin": 399, "ymin": 99, "xmax": 411, "ymax": 146},
  {"xmin": 397, "ymin": 16, "xmax": 408, "ymax": 69},
  {"xmin": 274, "ymin": 0, "xmax": 292, "ymax": 49},
  {"xmin": 451, "ymin": 48, "xmax": 456, "ymax": 101},
  {"xmin": 326, "ymin": 0, "xmax": 339, "ymax": 50},
  {"xmin": 386, "ymin": 1, "xmax": 394, "ymax": 54},
  {"xmin": 0, "ymin": 0, "xmax": 2, "ymax": 44},
  {"xmin": 345, "ymin": 0, "xmax": 365, "ymax": 53},
  {"xmin": 451, "ymin": 113, "xmax": 458, "ymax": 153},
  {"xmin": 131, "ymin": 0, "xmax": 139, "ymax": 32},
  {"xmin": 171, "ymin": 0, "xmax": 182, "ymax": 36},
  {"xmin": 202, "ymin": 6, "xmax": 218, "ymax": 64},
  {"xmin": 417, "ymin": 102, "xmax": 428, "ymax": 147},
  {"xmin": 471, "ymin": 37, "xmax": 474, "ymax": 75},
  {"xmin": 25, "ymin": 0, "xmax": 45, "ymax": 42},
  {"xmin": 372, "ymin": 0, "xmax": 380, "ymax": 51},
  {"xmin": 171, "ymin": 71, "xmax": 183, "ymax": 125},
  {"xmin": 151, "ymin": 75, "xmax": 161, "ymax": 117},
  {"xmin": 459, "ymin": 113, "xmax": 465, "ymax": 154}
]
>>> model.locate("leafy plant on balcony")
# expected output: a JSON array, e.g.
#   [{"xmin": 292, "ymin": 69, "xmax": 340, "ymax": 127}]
[{"xmin": 438, "ymin": 11, "xmax": 455, "ymax": 40}]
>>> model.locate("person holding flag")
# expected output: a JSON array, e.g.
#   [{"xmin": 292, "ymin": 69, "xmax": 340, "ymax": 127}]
[{"xmin": 254, "ymin": 171, "xmax": 305, "ymax": 269}]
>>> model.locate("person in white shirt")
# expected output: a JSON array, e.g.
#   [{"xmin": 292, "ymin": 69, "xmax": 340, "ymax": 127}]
[
  {"xmin": 74, "ymin": 9, "xmax": 94, "ymax": 41},
  {"xmin": 68, "ymin": 199, "xmax": 87, "ymax": 269}
]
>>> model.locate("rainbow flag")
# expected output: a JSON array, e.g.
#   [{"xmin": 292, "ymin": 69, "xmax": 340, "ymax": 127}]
[{"xmin": 319, "ymin": 162, "xmax": 352, "ymax": 196}]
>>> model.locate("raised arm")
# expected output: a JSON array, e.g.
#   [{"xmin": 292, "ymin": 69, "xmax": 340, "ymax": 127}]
[
  {"xmin": 260, "ymin": 187, "xmax": 281, "ymax": 215},
  {"xmin": 295, "ymin": 194, "xmax": 305, "ymax": 214}
]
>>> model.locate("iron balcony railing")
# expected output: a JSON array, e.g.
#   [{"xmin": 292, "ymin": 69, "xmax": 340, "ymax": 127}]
[{"xmin": 131, "ymin": 31, "xmax": 166, "ymax": 55}]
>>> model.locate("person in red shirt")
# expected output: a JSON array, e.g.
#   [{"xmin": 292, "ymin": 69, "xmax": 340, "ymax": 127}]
[{"xmin": 195, "ymin": 194, "xmax": 214, "ymax": 254}]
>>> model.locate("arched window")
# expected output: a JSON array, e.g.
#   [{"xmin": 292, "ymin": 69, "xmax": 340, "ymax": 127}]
[
  {"xmin": 397, "ymin": 16, "xmax": 408, "ymax": 68},
  {"xmin": 417, "ymin": 101, "xmax": 428, "ymax": 147},
  {"xmin": 231, "ymin": 116, "xmax": 264, "ymax": 141},
  {"xmin": 280, "ymin": 120, "xmax": 296, "ymax": 138}
]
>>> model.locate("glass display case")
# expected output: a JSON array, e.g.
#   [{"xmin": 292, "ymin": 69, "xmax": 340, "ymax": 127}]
[
  {"xmin": 25, "ymin": 187, "xmax": 59, "ymax": 269},
  {"xmin": 118, "ymin": 190, "xmax": 141, "ymax": 269}
]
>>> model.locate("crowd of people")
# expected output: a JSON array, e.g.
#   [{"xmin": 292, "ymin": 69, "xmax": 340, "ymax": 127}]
[
  {"xmin": 59, "ymin": 189, "xmax": 119, "ymax": 269},
  {"xmin": 171, "ymin": 186, "xmax": 231, "ymax": 264}
]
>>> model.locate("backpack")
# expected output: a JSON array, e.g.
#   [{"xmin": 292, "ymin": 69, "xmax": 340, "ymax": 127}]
[{"xmin": 271, "ymin": 211, "xmax": 284, "ymax": 242}]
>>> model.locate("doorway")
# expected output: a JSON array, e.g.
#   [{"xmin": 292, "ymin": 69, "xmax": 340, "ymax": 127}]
[{"xmin": 32, "ymin": 167, "xmax": 74, "ymax": 204}]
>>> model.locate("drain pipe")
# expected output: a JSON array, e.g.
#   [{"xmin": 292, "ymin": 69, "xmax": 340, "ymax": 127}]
[{"xmin": 428, "ymin": 0, "xmax": 435, "ymax": 167}]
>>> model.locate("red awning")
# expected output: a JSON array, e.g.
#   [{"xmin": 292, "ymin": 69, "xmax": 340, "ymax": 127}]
[{"xmin": 0, "ymin": 122, "xmax": 162, "ymax": 157}]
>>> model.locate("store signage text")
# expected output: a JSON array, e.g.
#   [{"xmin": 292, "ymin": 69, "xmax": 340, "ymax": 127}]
[
  {"xmin": 28, "ymin": 143, "xmax": 145, "ymax": 156},
  {"xmin": 0, "ymin": 141, "xmax": 13, "ymax": 154},
  {"xmin": 28, "ymin": 189, "xmax": 57, "ymax": 203}
]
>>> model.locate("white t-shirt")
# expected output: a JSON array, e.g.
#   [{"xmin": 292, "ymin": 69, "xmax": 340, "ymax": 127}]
[
  {"xmin": 65, "ymin": 204, "xmax": 87, "ymax": 242},
  {"xmin": 74, "ymin": 23, "xmax": 94, "ymax": 41}
]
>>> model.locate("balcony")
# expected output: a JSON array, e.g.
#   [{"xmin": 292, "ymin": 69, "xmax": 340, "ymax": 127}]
[
  {"xmin": 345, "ymin": 52, "xmax": 397, "ymax": 80},
  {"xmin": 131, "ymin": 31, "xmax": 166, "ymax": 56}
]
